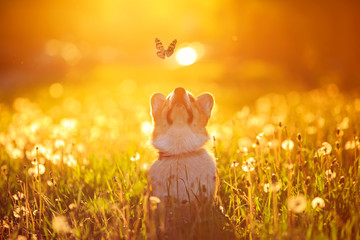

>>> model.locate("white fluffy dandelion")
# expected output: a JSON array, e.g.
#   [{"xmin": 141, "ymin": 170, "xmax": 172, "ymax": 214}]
[{"xmin": 311, "ymin": 197, "xmax": 325, "ymax": 209}]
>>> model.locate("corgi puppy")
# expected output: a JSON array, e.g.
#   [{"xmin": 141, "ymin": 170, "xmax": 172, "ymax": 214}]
[{"xmin": 148, "ymin": 87, "xmax": 217, "ymax": 205}]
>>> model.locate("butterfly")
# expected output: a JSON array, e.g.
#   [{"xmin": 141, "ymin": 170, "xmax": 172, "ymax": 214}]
[{"xmin": 155, "ymin": 38, "xmax": 177, "ymax": 59}]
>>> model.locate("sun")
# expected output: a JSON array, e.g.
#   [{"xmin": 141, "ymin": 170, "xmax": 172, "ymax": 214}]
[{"xmin": 176, "ymin": 47, "xmax": 197, "ymax": 66}]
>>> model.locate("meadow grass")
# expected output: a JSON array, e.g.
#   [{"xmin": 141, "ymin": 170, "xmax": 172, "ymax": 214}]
[{"xmin": 0, "ymin": 83, "xmax": 360, "ymax": 239}]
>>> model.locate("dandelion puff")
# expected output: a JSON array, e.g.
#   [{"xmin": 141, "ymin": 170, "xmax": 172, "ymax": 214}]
[
  {"xmin": 149, "ymin": 196, "xmax": 161, "ymax": 210},
  {"xmin": 311, "ymin": 197, "xmax": 325, "ymax": 209},
  {"xmin": 47, "ymin": 180, "xmax": 55, "ymax": 187},
  {"xmin": 242, "ymin": 157, "xmax": 256, "ymax": 172},
  {"xmin": 28, "ymin": 164, "xmax": 45, "ymax": 176},
  {"xmin": 288, "ymin": 195, "xmax": 307, "ymax": 213},
  {"xmin": 264, "ymin": 183, "xmax": 270, "ymax": 193},
  {"xmin": 325, "ymin": 169, "xmax": 336, "ymax": 181},
  {"xmin": 52, "ymin": 215, "xmax": 72, "ymax": 234},
  {"xmin": 271, "ymin": 182, "xmax": 282, "ymax": 192},
  {"xmin": 141, "ymin": 163, "xmax": 149, "ymax": 171},
  {"xmin": 16, "ymin": 235, "xmax": 27, "ymax": 240},
  {"xmin": 230, "ymin": 161, "xmax": 239, "ymax": 168},
  {"xmin": 55, "ymin": 139, "xmax": 65, "ymax": 149},
  {"xmin": 68, "ymin": 203, "xmax": 76, "ymax": 210},
  {"xmin": 149, "ymin": 196, "xmax": 161, "ymax": 204},
  {"xmin": 13, "ymin": 192, "xmax": 25, "ymax": 201},
  {"xmin": 345, "ymin": 140, "xmax": 359, "ymax": 150},
  {"xmin": 130, "ymin": 152, "xmax": 140, "ymax": 161},
  {"xmin": 1, "ymin": 165, "xmax": 8, "ymax": 176},
  {"xmin": 13, "ymin": 207, "xmax": 21, "ymax": 218},
  {"xmin": 281, "ymin": 139, "xmax": 294, "ymax": 151},
  {"xmin": 317, "ymin": 142, "xmax": 332, "ymax": 157},
  {"xmin": 2, "ymin": 218, "xmax": 10, "ymax": 229}
]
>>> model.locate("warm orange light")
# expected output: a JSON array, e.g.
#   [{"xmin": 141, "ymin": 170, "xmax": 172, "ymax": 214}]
[{"xmin": 49, "ymin": 83, "xmax": 64, "ymax": 98}]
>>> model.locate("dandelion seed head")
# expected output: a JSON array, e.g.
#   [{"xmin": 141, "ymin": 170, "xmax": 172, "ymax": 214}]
[
  {"xmin": 16, "ymin": 235, "xmax": 27, "ymax": 240},
  {"xmin": 317, "ymin": 142, "xmax": 332, "ymax": 156},
  {"xmin": 141, "ymin": 163, "xmax": 149, "ymax": 171},
  {"xmin": 47, "ymin": 180, "xmax": 54, "ymax": 187},
  {"xmin": 1, "ymin": 165, "xmax": 8, "ymax": 176},
  {"xmin": 52, "ymin": 215, "xmax": 72, "ymax": 234},
  {"xmin": 55, "ymin": 139, "xmax": 65, "ymax": 148},
  {"xmin": 68, "ymin": 203, "xmax": 77, "ymax": 210},
  {"xmin": 230, "ymin": 161, "xmax": 239, "ymax": 168},
  {"xmin": 264, "ymin": 183, "xmax": 270, "ymax": 193},
  {"xmin": 282, "ymin": 139, "xmax": 294, "ymax": 151},
  {"xmin": 28, "ymin": 164, "xmax": 45, "ymax": 176},
  {"xmin": 130, "ymin": 152, "xmax": 140, "ymax": 161},
  {"xmin": 311, "ymin": 197, "xmax": 325, "ymax": 209},
  {"xmin": 241, "ymin": 157, "xmax": 256, "ymax": 172},
  {"xmin": 271, "ymin": 182, "xmax": 282, "ymax": 192},
  {"xmin": 288, "ymin": 195, "xmax": 307, "ymax": 213},
  {"xmin": 13, "ymin": 192, "xmax": 25, "ymax": 201},
  {"xmin": 325, "ymin": 169, "xmax": 336, "ymax": 181}
]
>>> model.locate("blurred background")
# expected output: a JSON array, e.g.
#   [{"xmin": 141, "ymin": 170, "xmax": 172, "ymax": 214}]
[{"xmin": 0, "ymin": 0, "xmax": 359, "ymax": 109}]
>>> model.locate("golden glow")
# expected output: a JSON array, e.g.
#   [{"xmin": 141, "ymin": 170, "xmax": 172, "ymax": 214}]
[
  {"xmin": 176, "ymin": 47, "xmax": 197, "ymax": 66},
  {"xmin": 49, "ymin": 83, "xmax": 64, "ymax": 98},
  {"xmin": 141, "ymin": 121, "xmax": 153, "ymax": 136}
]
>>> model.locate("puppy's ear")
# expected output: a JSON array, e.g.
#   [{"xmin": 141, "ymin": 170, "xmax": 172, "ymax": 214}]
[
  {"xmin": 151, "ymin": 93, "xmax": 166, "ymax": 116},
  {"xmin": 197, "ymin": 93, "xmax": 214, "ymax": 117}
]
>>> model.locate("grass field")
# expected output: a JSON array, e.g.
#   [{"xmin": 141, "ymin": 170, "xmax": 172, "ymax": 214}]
[{"xmin": 1, "ymin": 78, "xmax": 360, "ymax": 239}]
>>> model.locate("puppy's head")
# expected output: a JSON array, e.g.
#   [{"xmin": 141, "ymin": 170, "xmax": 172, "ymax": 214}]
[{"xmin": 150, "ymin": 87, "xmax": 214, "ymax": 155}]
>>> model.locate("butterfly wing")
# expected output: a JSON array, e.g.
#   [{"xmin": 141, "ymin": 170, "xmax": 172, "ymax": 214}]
[
  {"xmin": 155, "ymin": 38, "xmax": 164, "ymax": 51},
  {"xmin": 157, "ymin": 51, "xmax": 165, "ymax": 59},
  {"xmin": 155, "ymin": 38, "xmax": 165, "ymax": 59},
  {"xmin": 166, "ymin": 39, "xmax": 177, "ymax": 57}
]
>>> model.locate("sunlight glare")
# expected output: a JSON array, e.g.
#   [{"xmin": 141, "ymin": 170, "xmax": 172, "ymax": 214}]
[
  {"xmin": 141, "ymin": 121, "xmax": 153, "ymax": 136},
  {"xmin": 176, "ymin": 47, "xmax": 197, "ymax": 66}
]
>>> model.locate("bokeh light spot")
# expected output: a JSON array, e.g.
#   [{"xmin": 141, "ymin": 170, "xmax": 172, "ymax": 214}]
[
  {"xmin": 176, "ymin": 47, "xmax": 197, "ymax": 66},
  {"xmin": 49, "ymin": 83, "xmax": 64, "ymax": 98},
  {"xmin": 141, "ymin": 121, "xmax": 153, "ymax": 136}
]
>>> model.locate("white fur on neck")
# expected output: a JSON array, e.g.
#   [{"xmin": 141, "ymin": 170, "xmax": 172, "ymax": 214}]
[{"xmin": 152, "ymin": 125, "xmax": 209, "ymax": 155}]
